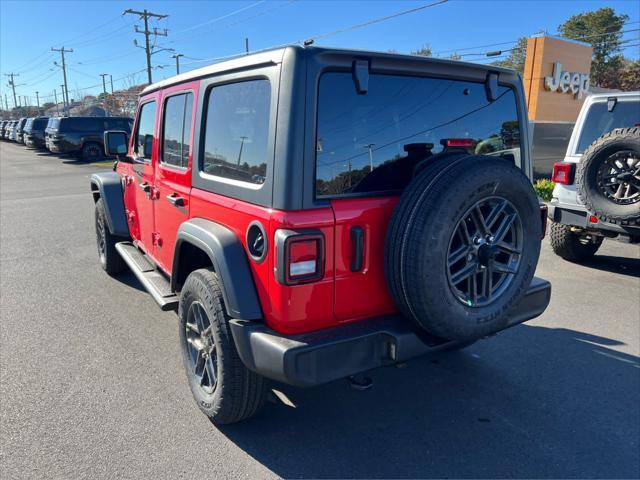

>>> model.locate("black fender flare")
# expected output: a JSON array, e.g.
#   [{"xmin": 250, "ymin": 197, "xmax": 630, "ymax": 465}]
[
  {"xmin": 89, "ymin": 172, "xmax": 130, "ymax": 237},
  {"xmin": 172, "ymin": 218, "xmax": 263, "ymax": 320}
]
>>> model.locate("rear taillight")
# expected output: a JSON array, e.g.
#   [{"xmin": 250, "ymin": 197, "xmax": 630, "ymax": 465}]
[
  {"xmin": 442, "ymin": 138, "xmax": 475, "ymax": 148},
  {"xmin": 275, "ymin": 230, "xmax": 324, "ymax": 285},
  {"xmin": 552, "ymin": 162, "xmax": 575, "ymax": 185}
]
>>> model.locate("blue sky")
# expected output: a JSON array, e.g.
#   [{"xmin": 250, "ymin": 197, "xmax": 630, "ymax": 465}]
[{"xmin": 1, "ymin": 0, "xmax": 638, "ymax": 106}]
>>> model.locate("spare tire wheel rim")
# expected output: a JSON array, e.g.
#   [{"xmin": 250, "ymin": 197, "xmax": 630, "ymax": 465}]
[
  {"xmin": 596, "ymin": 150, "xmax": 640, "ymax": 205},
  {"xmin": 446, "ymin": 196, "xmax": 523, "ymax": 307}
]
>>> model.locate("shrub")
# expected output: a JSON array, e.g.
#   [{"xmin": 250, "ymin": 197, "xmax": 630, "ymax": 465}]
[{"xmin": 534, "ymin": 178, "xmax": 555, "ymax": 202}]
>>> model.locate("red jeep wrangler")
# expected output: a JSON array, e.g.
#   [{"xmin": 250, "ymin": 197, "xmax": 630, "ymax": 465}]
[{"xmin": 92, "ymin": 46, "xmax": 551, "ymax": 424}]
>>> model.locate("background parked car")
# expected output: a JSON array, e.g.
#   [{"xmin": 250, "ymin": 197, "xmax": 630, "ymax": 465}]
[
  {"xmin": 9, "ymin": 119, "xmax": 23, "ymax": 141},
  {"xmin": 548, "ymin": 92, "xmax": 640, "ymax": 262},
  {"xmin": 14, "ymin": 118, "xmax": 28, "ymax": 144},
  {"xmin": 48, "ymin": 116, "xmax": 133, "ymax": 161},
  {"xmin": 0, "ymin": 120, "xmax": 7, "ymax": 139},
  {"xmin": 23, "ymin": 117, "xmax": 49, "ymax": 149},
  {"xmin": 44, "ymin": 118, "xmax": 58, "ymax": 150},
  {"xmin": 3, "ymin": 120, "xmax": 13, "ymax": 139}
]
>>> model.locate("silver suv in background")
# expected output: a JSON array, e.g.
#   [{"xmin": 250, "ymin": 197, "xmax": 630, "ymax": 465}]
[{"xmin": 548, "ymin": 92, "xmax": 639, "ymax": 262}]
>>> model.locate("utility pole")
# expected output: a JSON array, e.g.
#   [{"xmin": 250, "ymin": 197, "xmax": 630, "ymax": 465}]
[
  {"xmin": 53, "ymin": 89, "xmax": 60, "ymax": 115},
  {"xmin": 51, "ymin": 47, "xmax": 73, "ymax": 108},
  {"xmin": 171, "ymin": 53, "xmax": 183, "ymax": 75},
  {"xmin": 124, "ymin": 9, "xmax": 168, "ymax": 84},
  {"xmin": 4, "ymin": 93, "xmax": 8, "ymax": 111},
  {"xmin": 35, "ymin": 91, "xmax": 40, "ymax": 108},
  {"xmin": 363, "ymin": 143, "xmax": 375, "ymax": 172},
  {"xmin": 60, "ymin": 84, "xmax": 66, "ymax": 112},
  {"xmin": 100, "ymin": 73, "xmax": 109, "ymax": 114},
  {"xmin": 245, "ymin": 37, "xmax": 249, "ymax": 54},
  {"xmin": 109, "ymin": 74, "xmax": 115, "ymax": 113},
  {"xmin": 237, "ymin": 136, "xmax": 248, "ymax": 165},
  {"xmin": 4, "ymin": 73, "xmax": 19, "ymax": 108}
]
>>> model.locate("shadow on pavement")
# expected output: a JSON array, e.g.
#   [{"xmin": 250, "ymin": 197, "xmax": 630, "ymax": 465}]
[
  {"xmin": 218, "ymin": 325, "xmax": 639, "ymax": 479},
  {"xmin": 113, "ymin": 271, "xmax": 146, "ymax": 293},
  {"xmin": 581, "ymin": 253, "xmax": 640, "ymax": 278}
]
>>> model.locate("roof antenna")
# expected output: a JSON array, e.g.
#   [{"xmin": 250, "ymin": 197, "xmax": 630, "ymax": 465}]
[{"xmin": 303, "ymin": 39, "xmax": 314, "ymax": 47}]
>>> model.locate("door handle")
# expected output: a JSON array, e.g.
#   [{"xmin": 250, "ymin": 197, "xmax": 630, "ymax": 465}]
[
  {"xmin": 350, "ymin": 226, "xmax": 364, "ymax": 272},
  {"xmin": 139, "ymin": 182, "xmax": 151, "ymax": 193},
  {"xmin": 166, "ymin": 194, "xmax": 185, "ymax": 207}
]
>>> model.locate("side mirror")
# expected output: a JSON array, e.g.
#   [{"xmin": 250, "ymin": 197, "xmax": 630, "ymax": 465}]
[
  {"xmin": 104, "ymin": 130, "xmax": 129, "ymax": 159},
  {"xmin": 143, "ymin": 134, "xmax": 153, "ymax": 159}
]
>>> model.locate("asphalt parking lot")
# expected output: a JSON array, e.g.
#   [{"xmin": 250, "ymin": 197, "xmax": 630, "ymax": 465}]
[{"xmin": 1, "ymin": 141, "xmax": 638, "ymax": 479}]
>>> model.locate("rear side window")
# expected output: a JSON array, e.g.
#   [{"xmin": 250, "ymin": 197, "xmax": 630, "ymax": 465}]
[
  {"xmin": 33, "ymin": 118, "xmax": 48, "ymax": 129},
  {"xmin": 135, "ymin": 101, "xmax": 157, "ymax": 160},
  {"xmin": 162, "ymin": 93, "xmax": 194, "ymax": 168},
  {"xmin": 576, "ymin": 101, "xmax": 639, "ymax": 154},
  {"xmin": 106, "ymin": 118, "xmax": 133, "ymax": 132},
  {"xmin": 202, "ymin": 80, "xmax": 270, "ymax": 185},
  {"xmin": 315, "ymin": 73, "xmax": 522, "ymax": 197}
]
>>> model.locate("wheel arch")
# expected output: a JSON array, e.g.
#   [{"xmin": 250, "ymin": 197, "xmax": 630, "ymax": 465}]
[
  {"xmin": 89, "ymin": 172, "xmax": 130, "ymax": 237},
  {"xmin": 172, "ymin": 218, "xmax": 263, "ymax": 321}
]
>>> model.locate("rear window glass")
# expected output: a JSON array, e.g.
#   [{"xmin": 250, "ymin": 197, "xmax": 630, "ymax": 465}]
[
  {"xmin": 576, "ymin": 100, "xmax": 639, "ymax": 154},
  {"xmin": 106, "ymin": 118, "xmax": 133, "ymax": 132},
  {"xmin": 60, "ymin": 117, "xmax": 104, "ymax": 132},
  {"xmin": 315, "ymin": 73, "xmax": 522, "ymax": 197},
  {"xmin": 162, "ymin": 93, "xmax": 193, "ymax": 168},
  {"xmin": 33, "ymin": 118, "xmax": 48, "ymax": 129},
  {"xmin": 202, "ymin": 79, "xmax": 271, "ymax": 185}
]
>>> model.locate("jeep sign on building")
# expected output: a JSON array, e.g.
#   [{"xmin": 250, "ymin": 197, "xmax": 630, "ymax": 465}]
[{"xmin": 523, "ymin": 35, "xmax": 594, "ymax": 177}]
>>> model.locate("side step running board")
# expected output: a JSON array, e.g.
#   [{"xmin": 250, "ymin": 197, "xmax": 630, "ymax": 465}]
[{"xmin": 115, "ymin": 242, "xmax": 179, "ymax": 311}]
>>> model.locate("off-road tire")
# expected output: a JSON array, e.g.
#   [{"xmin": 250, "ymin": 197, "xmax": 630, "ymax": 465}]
[
  {"xmin": 82, "ymin": 142, "xmax": 104, "ymax": 162},
  {"xmin": 549, "ymin": 222, "xmax": 602, "ymax": 262},
  {"xmin": 385, "ymin": 155, "xmax": 541, "ymax": 340},
  {"xmin": 95, "ymin": 198, "xmax": 125, "ymax": 275},
  {"xmin": 179, "ymin": 268, "xmax": 268, "ymax": 424},
  {"xmin": 576, "ymin": 127, "xmax": 640, "ymax": 225}
]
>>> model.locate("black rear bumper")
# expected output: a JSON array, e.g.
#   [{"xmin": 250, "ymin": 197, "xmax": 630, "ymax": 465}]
[
  {"xmin": 230, "ymin": 277, "xmax": 551, "ymax": 387},
  {"xmin": 548, "ymin": 203, "xmax": 640, "ymax": 235}
]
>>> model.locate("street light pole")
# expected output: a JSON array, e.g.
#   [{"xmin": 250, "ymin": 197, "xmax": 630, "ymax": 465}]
[{"xmin": 35, "ymin": 91, "xmax": 40, "ymax": 109}]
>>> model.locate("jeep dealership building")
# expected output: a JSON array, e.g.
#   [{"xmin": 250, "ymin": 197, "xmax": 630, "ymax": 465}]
[{"xmin": 522, "ymin": 35, "xmax": 612, "ymax": 178}]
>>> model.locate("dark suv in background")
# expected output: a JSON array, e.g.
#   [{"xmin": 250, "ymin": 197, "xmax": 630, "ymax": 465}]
[
  {"xmin": 48, "ymin": 116, "xmax": 133, "ymax": 161},
  {"xmin": 23, "ymin": 117, "xmax": 49, "ymax": 149},
  {"xmin": 15, "ymin": 118, "xmax": 28, "ymax": 143}
]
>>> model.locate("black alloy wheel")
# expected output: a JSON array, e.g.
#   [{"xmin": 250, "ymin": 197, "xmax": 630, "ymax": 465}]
[
  {"xmin": 446, "ymin": 197, "xmax": 523, "ymax": 307},
  {"xmin": 596, "ymin": 150, "xmax": 640, "ymax": 205},
  {"xmin": 185, "ymin": 301, "xmax": 218, "ymax": 395}
]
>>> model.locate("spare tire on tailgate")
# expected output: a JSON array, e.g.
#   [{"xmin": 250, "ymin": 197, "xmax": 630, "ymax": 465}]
[
  {"xmin": 576, "ymin": 127, "xmax": 640, "ymax": 226},
  {"xmin": 385, "ymin": 155, "xmax": 541, "ymax": 340}
]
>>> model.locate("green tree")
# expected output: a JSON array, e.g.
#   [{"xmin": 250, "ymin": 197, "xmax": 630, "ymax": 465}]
[
  {"xmin": 411, "ymin": 45, "xmax": 433, "ymax": 57},
  {"xmin": 558, "ymin": 7, "xmax": 629, "ymax": 87},
  {"xmin": 619, "ymin": 59, "xmax": 640, "ymax": 91},
  {"xmin": 491, "ymin": 37, "xmax": 528, "ymax": 74}
]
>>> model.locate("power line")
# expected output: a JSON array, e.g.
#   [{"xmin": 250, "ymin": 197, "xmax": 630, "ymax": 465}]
[
  {"xmin": 302, "ymin": 0, "xmax": 449, "ymax": 44},
  {"xmin": 433, "ymin": 20, "xmax": 640, "ymax": 57},
  {"xmin": 174, "ymin": 0, "xmax": 265, "ymax": 35}
]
